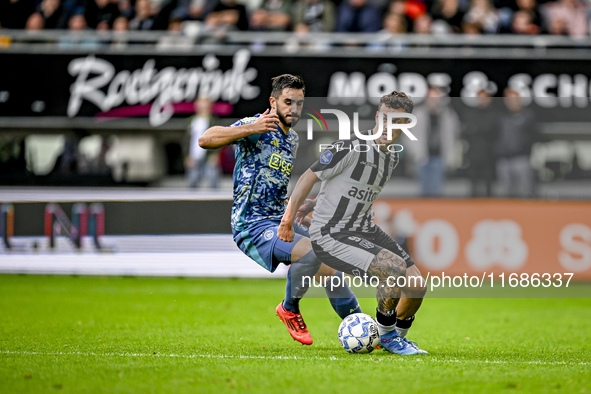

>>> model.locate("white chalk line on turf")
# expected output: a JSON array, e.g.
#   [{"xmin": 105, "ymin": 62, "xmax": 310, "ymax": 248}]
[{"xmin": 0, "ymin": 350, "xmax": 589, "ymax": 366}]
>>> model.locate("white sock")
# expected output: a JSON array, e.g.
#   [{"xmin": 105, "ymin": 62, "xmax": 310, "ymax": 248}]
[
  {"xmin": 396, "ymin": 326, "xmax": 409, "ymax": 339},
  {"xmin": 376, "ymin": 322, "xmax": 396, "ymax": 336}
]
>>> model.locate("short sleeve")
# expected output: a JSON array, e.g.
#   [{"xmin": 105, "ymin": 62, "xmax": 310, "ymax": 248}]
[
  {"xmin": 310, "ymin": 140, "xmax": 357, "ymax": 181},
  {"xmin": 230, "ymin": 116, "xmax": 261, "ymax": 145}
]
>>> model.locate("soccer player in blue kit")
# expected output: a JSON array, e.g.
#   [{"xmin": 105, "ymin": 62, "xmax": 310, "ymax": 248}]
[{"xmin": 199, "ymin": 75, "xmax": 361, "ymax": 345}]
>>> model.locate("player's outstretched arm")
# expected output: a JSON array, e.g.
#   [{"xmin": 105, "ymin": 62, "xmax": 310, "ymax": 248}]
[
  {"xmin": 278, "ymin": 169, "xmax": 320, "ymax": 242},
  {"xmin": 199, "ymin": 109, "xmax": 280, "ymax": 149}
]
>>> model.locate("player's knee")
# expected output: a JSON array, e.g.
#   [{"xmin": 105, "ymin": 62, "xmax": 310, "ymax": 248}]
[
  {"xmin": 407, "ymin": 281, "xmax": 427, "ymax": 298},
  {"xmin": 316, "ymin": 263, "xmax": 337, "ymax": 277},
  {"xmin": 385, "ymin": 251, "xmax": 407, "ymax": 277},
  {"xmin": 419, "ymin": 280, "xmax": 427, "ymax": 296},
  {"xmin": 293, "ymin": 250, "xmax": 322, "ymax": 276},
  {"xmin": 369, "ymin": 250, "xmax": 406, "ymax": 280},
  {"xmin": 405, "ymin": 266, "xmax": 427, "ymax": 297}
]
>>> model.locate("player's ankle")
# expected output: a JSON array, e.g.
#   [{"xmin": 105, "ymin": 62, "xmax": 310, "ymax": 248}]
[
  {"xmin": 376, "ymin": 308, "xmax": 397, "ymax": 335},
  {"xmin": 395, "ymin": 315, "xmax": 415, "ymax": 339},
  {"xmin": 283, "ymin": 299, "xmax": 300, "ymax": 313}
]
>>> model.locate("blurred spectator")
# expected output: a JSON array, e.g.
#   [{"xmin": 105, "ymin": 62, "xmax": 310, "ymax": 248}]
[
  {"xmin": 407, "ymin": 87, "xmax": 461, "ymax": 197},
  {"xmin": 404, "ymin": 0, "xmax": 428, "ymax": 19},
  {"xmin": 51, "ymin": 134, "xmax": 82, "ymax": 176},
  {"xmin": 431, "ymin": 0, "xmax": 465, "ymax": 32},
  {"xmin": 58, "ymin": 13, "xmax": 102, "ymax": 48},
  {"xmin": 185, "ymin": 97, "xmax": 221, "ymax": 189},
  {"xmin": 94, "ymin": 138, "xmax": 113, "ymax": 176},
  {"xmin": 495, "ymin": 88, "xmax": 538, "ymax": 198},
  {"xmin": 262, "ymin": 0, "xmax": 292, "ymax": 30},
  {"xmin": 55, "ymin": 0, "xmax": 88, "ymax": 28},
  {"xmin": 111, "ymin": 15, "xmax": 129, "ymax": 47},
  {"xmin": 167, "ymin": 15, "xmax": 184, "ymax": 32},
  {"xmin": 462, "ymin": 20, "xmax": 484, "ymax": 33},
  {"xmin": 206, "ymin": 0, "xmax": 249, "ymax": 31},
  {"xmin": 367, "ymin": 11, "xmax": 408, "ymax": 50},
  {"xmin": 543, "ymin": 0, "xmax": 588, "ymax": 37},
  {"xmin": 0, "ymin": 0, "xmax": 36, "ymax": 29},
  {"xmin": 292, "ymin": 0, "xmax": 336, "ymax": 32},
  {"xmin": 67, "ymin": 12, "xmax": 88, "ymax": 30},
  {"xmin": 85, "ymin": 0, "xmax": 120, "ymax": 29},
  {"xmin": 516, "ymin": 0, "xmax": 542, "ymax": 29},
  {"xmin": 172, "ymin": 0, "xmax": 218, "ymax": 21},
  {"xmin": 413, "ymin": 12, "xmax": 433, "ymax": 32},
  {"xmin": 381, "ymin": 11, "xmax": 408, "ymax": 32},
  {"xmin": 129, "ymin": 0, "xmax": 156, "ymax": 30},
  {"xmin": 25, "ymin": 13, "xmax": 46, "ymax": 30},
  {"xmin": 249, "ymin": 8, "xmax": 269, "ymax": 30},
  {"xmin": 545, "ymin": 11, "xmax": 568, "ymax": 34},
  {"xmin": 385, "ymin": 0, "xmax": 414, "ymax": 31},
  {"xmin": 283, "ymin": 22, "xmax": 333, "ymax": 51},
  {"xmin": 151, "ymin": 0, "xmax": 185, "ymax": 30},
  {"xmin": 335, "ymin": 0, "xmax": 382, "ymax": 32},
  {"xmin": 117, "ymin": 0, "xmax": 135, "ymax": 19},
  {"xmin": 248, "ymin": 0, "xmax": 292, "ymax": 31},
  {"xmin": 156, "ymin": 17, "xmax": 195, "ymax": 49},
  {"xmin": 509, "ymin": 9, "xmax": 540, "ymax": 33},
  {"xmin": 36, "ymin": 0, "xmax": 68, "ymax": 29},
  {"xmin": 113, "ymin": 15, "xmax": 130, "ymax": 30},
  {"xmin": 463, "ymin": 0, "xmax": 500, "ymax": 33},
  {"xmin": 462, "ymin": 89, "xmax": 498, "ymax": 197}
]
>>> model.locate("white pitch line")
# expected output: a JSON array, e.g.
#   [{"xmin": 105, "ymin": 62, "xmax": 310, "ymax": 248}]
[{"xmin": 0, "ymin": 350, "xmax": 589, "ymax": 366}]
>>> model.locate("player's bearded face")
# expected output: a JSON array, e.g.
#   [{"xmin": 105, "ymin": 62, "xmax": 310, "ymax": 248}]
[
  {"xmin": 275, "ymin": 89, "xmax": 304, "ymax": 128},
  {"xmin": 277, "ymin": 106, "xmax": 294, "ymax": 127}
]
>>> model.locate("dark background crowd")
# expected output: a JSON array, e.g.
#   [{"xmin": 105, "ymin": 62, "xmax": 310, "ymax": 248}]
[{"xmin": 0, "ymin": 0, "xmax": 589, "ymax": 36}]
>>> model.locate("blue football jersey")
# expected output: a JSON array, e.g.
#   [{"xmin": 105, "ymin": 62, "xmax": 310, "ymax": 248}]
[{"xmin": 230, "ymin": 114, "xmax": 299, "ymax": 232}]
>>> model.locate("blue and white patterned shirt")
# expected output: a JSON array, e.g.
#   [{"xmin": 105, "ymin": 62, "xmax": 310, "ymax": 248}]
[{"xmin": 230, "ymin": 114, "xmax": 299, "ymax": 232}]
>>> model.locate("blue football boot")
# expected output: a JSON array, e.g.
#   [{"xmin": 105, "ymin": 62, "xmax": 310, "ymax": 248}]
[
  {"xmin": 379, "ymin": 330, "xmax": 419, "ymax": 355},
  {"xmin": 404, "ymin": 338, "xmax": 429, "ymax": 354}
]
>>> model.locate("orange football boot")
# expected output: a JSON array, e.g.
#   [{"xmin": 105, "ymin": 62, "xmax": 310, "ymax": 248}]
[{"xmin": 276, "ymin": 301, "xmax": 313, "ymax": 345}]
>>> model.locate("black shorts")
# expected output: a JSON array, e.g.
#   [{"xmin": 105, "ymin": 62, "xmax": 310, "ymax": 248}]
[{"xmin": 310, "ymin": 226, "xmax": 415, "ymax": 277}]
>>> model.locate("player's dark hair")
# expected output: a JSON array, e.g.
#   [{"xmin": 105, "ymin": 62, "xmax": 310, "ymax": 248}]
[
  {"xmin": 271, "ymin": 74, "xmax": 306, "ymax": 98},
  {"xmin": 379, "ymin": 91, "xmax": 414, "ymax": 113}
]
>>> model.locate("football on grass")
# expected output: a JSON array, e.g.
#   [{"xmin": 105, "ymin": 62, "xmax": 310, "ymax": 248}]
[{"xmin": 338, "ymin": 313, "xmax": 380, "ymax": 354}]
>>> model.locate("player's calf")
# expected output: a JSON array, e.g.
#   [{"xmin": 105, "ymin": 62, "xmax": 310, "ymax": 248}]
[{"xmin": 367, "ymin": 249, "xmax": 406, "ymax": 315}]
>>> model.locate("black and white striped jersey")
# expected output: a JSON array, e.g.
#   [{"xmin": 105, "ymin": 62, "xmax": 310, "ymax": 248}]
[{"xmin": 309, "ymin": 133, "xmax": 399, "ymax": 237}]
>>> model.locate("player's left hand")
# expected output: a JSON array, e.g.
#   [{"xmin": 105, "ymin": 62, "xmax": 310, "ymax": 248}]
[
  {"xmin": 277, "ymin": 221, "xmax": 294, "ymax": 242},
  {"xmin": 294, "ymin": 199, "xmax": 316, "ymax": 226}
]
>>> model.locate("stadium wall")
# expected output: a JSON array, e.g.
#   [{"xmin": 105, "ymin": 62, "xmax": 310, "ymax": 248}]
[
  {"xmin": 373, "ymin": 199, "xmax": 591, "ymax": 281},
  {"xmin": 2, "ymin": 197, "xmax": 590, "ymax": 280},
  {"xmin": 2, "ymin": 50, "xmax": 591, "ymax": 125},
  {"xmin": 10, "ymin": 200, "xmax": 232, "ymax": 236}
]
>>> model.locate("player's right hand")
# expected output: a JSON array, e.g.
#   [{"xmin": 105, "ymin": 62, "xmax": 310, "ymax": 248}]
[
  {"xmin": 277, "ymin": 221, "xmax": 294, "ymax": 243},
  {"xmin": 250, "ymin": 109, "xmax": 280, "ymax": 134}
]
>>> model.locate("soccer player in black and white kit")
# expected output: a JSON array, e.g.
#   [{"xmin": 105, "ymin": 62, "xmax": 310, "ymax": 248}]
[{"xmin": 278, "ymin": 91, "xmax": 428, "ymax": 355}]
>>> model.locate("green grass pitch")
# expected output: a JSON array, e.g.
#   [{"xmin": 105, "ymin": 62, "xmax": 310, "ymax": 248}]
[{"xmin": 1, "ymin": 275, "xmax": 590, "ymax": 393}]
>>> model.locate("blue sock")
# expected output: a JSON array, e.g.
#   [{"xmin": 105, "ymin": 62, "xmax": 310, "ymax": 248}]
[
  {"xmin": 283, "ymin": 250, "xmax": 321, "ymax": 313},
  {"xmin": 325, "ymin": 271, "xmax": 362, "ymax": 319}
]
